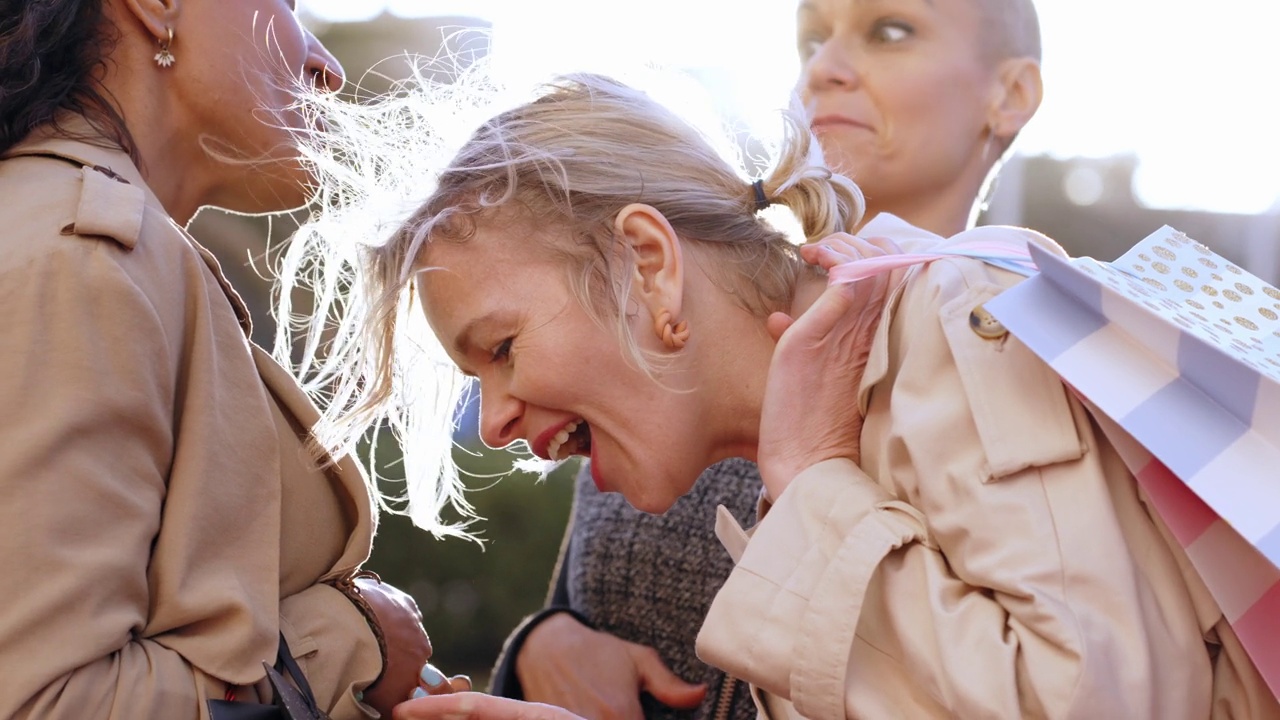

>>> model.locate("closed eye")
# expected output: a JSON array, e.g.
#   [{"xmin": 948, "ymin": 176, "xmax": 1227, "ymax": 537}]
[{"xmin": 491, "ymin": 338, "xmax": 514, "ymax": 363}]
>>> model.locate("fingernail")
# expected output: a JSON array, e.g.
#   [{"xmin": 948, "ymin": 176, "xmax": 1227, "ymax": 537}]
[
  {"xmin": 450, "ymin": 674, "xmax": 473, "ymax": 692},
  {"xmin": 420, "ymin": 663, "xmax": 446, "ymax": 687},
  {"xmin": 411, "ymin": 687, "xmax": 427, "ymax": 699}
]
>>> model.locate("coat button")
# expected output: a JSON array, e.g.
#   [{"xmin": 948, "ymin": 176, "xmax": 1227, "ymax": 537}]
[{"xmin": 969, "ymin": 304, "xmax": 1008, "ymax": 339}]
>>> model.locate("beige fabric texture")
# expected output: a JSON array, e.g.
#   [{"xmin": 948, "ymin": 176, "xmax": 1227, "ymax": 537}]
[
  {"xmin": 0, "ymin": 130, "xmax": 382, "ymax": 719},
  {"xmin": 696, "ymin": 216, "xmax": 1280, "ymax": 720}
]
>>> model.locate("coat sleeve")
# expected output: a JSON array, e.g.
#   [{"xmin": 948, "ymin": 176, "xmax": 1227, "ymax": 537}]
[
  {"xmin": 278, "ymin": 583, "xmax": 385, "ymax": 717},
  {"xmin": 0, "ymin": 244, "xmax": 230, "ymax": 718},
  {"xmin": 697, "ymin": 261, "xmax": 1214, "ymax": 720}
]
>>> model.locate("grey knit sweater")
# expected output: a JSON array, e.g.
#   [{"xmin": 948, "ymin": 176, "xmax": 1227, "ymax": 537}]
[{"xmin": 490, "ymin": 458, "xmax": 761, "ymax": 720}]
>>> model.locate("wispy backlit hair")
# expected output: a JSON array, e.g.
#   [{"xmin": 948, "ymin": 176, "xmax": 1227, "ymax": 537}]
[
  {"xmin": 275, "ymin": 61, "xmax": 503, "ymax": 539},
  {"xmin": 280, "ymin": 66, "xmax": 864, "ymax": 535}
]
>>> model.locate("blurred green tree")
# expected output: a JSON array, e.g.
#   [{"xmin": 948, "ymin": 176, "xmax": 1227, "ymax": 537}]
[{"xmin": 366, "ymin": 438, "xmax": 577, "ymax": 683}]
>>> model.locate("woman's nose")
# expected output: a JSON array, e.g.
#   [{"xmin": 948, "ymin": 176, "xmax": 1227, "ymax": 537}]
[
  {"xmin": 478, "ymin": 387, "xmax": 524, "ymax": 450},
  {"xmin": 305, "ymin": 30, "xmax": 344, "ymax": 93},
  {"xmin": 803, "ymin": 39, "xmax": 860, "ymax": 94}
]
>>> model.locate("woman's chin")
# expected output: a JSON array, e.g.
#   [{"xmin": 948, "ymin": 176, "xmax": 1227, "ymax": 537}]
[
  {"xmin": 618, "ymin": 474, "xmax": 699, "ymax": 516},
  {"xmin": 228, "ymin": 172, "xmax": 314, "ymax": 216},
  {"xmin": 623, "ymin": 493, "xmax": 677, "ymax": 516}
]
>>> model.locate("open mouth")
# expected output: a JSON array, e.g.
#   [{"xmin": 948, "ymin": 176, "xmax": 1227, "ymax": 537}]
[{"xmin": 548, "ymin": 419, "xmax": 593, "ymax": 461}]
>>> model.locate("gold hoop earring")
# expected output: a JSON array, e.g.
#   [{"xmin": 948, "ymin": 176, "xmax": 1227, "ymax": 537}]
[
  {"xmin": 654, "ymin": 309, "xmax": 690, "ymax": 350},
  {"xmin": 154, "ymin": 27, "xmax": 175, "ymax": 68}
]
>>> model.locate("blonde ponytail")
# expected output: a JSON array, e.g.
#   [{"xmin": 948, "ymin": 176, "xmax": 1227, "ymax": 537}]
[{"xmin": 758, "ymin": 111, "xmax": 865, "ymax": 242}]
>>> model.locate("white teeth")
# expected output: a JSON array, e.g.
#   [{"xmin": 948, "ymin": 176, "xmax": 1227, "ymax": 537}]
[{"xmin": 547, "ymin": 419, "xmax": 582, "ymax": 461}]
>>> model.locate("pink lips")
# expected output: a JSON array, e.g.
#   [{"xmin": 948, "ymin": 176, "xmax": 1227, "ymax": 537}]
[
  {"xmin": 810, "ymin": 114, "xmax": 873, "ymax": 132},
  {"xmin": 530, "ymin": 420, "xmax": 575, "ymax": 461},
  {"xmin": 589, "ymin": 444, "xmax": 605, "ymax": 492}
]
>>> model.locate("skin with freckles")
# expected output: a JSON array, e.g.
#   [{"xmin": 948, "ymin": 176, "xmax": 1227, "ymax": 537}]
[
  {"xmin": 415, "ymin": 207, "xmax": 893, "ymax": 515},
  {"xmin": 416, "ymin": 212, "xmax": 780, "ymax": 514}
]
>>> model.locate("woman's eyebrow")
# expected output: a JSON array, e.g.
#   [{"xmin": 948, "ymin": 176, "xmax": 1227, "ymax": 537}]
[
  {"xmin": 452, "ymin": 310, "xmax": 516, "ymax": 356},
  {"xmin": 452, "ymin": 313, "xmax": 494, "ymax": 356}
]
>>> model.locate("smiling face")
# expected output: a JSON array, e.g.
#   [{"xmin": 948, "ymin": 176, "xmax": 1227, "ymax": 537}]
[
  {"xmin": 796, "ymin": 0, "xmax": 1002, "ymax": 228},
  {"xmin": 416, "ymin": 220, "xmax": 720, "ymax": 514},
  {"xmin": 167, "ymin": 0, "xmax": 343, "ymax": 212}
]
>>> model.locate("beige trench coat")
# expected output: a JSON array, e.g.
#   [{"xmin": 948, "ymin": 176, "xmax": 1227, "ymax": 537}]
[
  {"xmin": 0, "ymin": 130, "xmax": 382, "ymax": 718},
  {"xmin": 696, "ymin": 216, "xmax": 1280, "ymax": 719}
]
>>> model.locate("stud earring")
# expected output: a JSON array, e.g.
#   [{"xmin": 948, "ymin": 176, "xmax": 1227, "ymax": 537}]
[
  {"xmin": 653, "ymin": 309, "xmax": 690, "ymax": 350},
  {"xmin": 154, "ymin": 27, "xmax": 175, "ymax": 68}
]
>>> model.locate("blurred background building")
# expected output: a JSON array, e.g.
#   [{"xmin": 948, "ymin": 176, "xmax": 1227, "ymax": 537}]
[{"xmin": 189, "ymin": 0, "xmax": 1280, "ymax": 683}]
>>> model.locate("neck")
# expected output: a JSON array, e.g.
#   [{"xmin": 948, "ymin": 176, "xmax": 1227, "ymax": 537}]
[
  {"xmin": 95, "ymin": 35, "xmax": 217, "ymax": 226},
  {"xmin": 789, "ymin": 265, "xmax": 829, "ymax": 319},
  {"xmin": 857, "ymin": 157, "xmax": 999, "ymax": 238},
  {"xmin": 690, "ymin": 301, "xmax": 779, "ymax": 466},
  {"xmin": 860, "ymin": 190, "xmax": 973, "ymax": 238},
  {"xmin": 697, "ymin": 258, "xmax": 902, "ymax": 469},
  {"xmin": 125, "ymin": 116, "xmax": 215, "ymax": 226}
]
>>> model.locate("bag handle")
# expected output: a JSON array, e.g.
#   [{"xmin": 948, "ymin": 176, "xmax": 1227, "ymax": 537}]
[{"xmin": 264, "ymin": 633, "xmax": 330, "ymax": 720}]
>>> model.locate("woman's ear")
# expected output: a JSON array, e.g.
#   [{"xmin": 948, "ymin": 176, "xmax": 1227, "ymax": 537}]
[
  {"xmin": 986, "ymin": 57, "xmax": 1043, "ymax": 142},
  {"xmin": 119, "ymin": 0, "xmax": 182, "ymax": 43},
  {"xmin": 615, "ymin": 203, "xmax": 685, "ymax": 323}
]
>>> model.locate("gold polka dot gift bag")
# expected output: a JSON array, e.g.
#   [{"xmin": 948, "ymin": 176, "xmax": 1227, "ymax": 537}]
[{"xmin": 987, "ymin": 226, "xmax": 1280, "ymax": 699}]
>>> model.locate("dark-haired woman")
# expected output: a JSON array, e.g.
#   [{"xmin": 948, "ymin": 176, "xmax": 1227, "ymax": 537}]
[{"xmin": 0, "ymin": 2, "xmax": 435, "ymax": 717}]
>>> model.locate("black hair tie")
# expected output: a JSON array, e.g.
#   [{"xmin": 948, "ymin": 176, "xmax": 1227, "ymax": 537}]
[{"xmin": 751, "ymin": 179, "xmax": 770, "ymax": 212}]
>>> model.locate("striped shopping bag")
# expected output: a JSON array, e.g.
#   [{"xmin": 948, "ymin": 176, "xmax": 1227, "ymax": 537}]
[{"xmin": 984, "ymin": 227, "xmax": 1280, "ymax": 697}]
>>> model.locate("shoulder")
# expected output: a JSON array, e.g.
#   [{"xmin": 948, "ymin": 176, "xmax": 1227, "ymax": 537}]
[
  {"xmin": 0, "ymin": 135, "xmax": 189, "ymax": 253},
  {"xmin": 913, "ymin": 225, "xmax": 1061, "ymax": 304},
  {"xmin": 0, "ymin": 150, "xmax": 195, "ymax": 290},
  {"xmin": 884, "ymin": 224, "xmax": 1085, "ymax": 480},
  {"xmin": 861, "ymin": 216, "xmax": 1064, "ymax": 318},
  {"xmin": 0, "ymin": 151, "xmax": 228, "ymax": 362},
  {"xmin": 0, "ymin": 153, "xmax": 87, "ymax": 268}
]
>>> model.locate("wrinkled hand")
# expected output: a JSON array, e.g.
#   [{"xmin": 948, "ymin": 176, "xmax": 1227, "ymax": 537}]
[
  {"xmin": 515, "ymin": 612, "xmax": 705, "ymax": 720},
  {"xmin": 394, "ymin": 693, "xmax": 584, "ymax": 720},
  {"xmin": 757, "ymin": 233, "xmax": 901, "ymax": 502},
  {"xmin": 357, "ymin": 577, "xmax": 434, "ymax": 716}
]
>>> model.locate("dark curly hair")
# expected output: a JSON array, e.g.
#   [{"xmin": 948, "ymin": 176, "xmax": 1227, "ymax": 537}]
[{"xmin": 0, "ymin": 0, "xmax": 136, "ymax": 158}]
